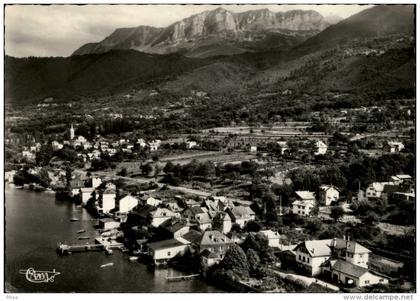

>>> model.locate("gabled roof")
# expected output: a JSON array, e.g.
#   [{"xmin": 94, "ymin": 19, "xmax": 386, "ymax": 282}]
[
  {"xmin": 319, "ymin": 185, "xmax": 340, "ymax": 192},
  {"xmin": 299, "ymin": 239, "xmax": 332, "ymax": 257},
  {"xmin": 330, "ymin": 259, "xmax": 369, "ymax": 278},
  {"xmin": 160, "ymin": 219, "xmax": 188, "ymax": 233},
  {"xmin": 131, "ymin": 204, "xmax": 157, "ymax": 218},
  {"xmin": 228, "ymin": 206, "xmax": 255, "ymax": 219},
  {"xmin": 180, "ymin": 230, "xmax": 202, "ymax": 245},
  {"xmin": 151, "ymin": 208, "xmax": 175, "ymax": 218},
  {"xmin": 70, "ymin": 179, "xmax": 85, "ymax": 189},
  {"xmin": 200, "ymin": 249, "xmax": 223, "ymax": 259},
  {"xmin": 395, "ymin": 174, "xmax": 412, "ymax": 180},
  {"xmin": 200, "ymin": 231, "xmax": 232, "ymax": 246},
  {"xmin": 147, "ymin": 239, "xmax": 185, "ymax": 250},
  {"xmin": 295, "ymin": 191, "xmax": 316, "ymax": 200},
  {"xmin": 315, "ymin": 141, "xmax": 327, "ymax": 148},
  {"xmin": 184, "ymin": 206, "xmax": 204, "ymax": 215},
  {"xmin": 333, "ymin": 239, "xmax": 370, "ymax": 254}
]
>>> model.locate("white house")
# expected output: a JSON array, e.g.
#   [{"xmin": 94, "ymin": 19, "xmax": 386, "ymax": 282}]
[
  {"xmin": 99, "ymin": 218, "xmax": 120, "ymax": 230},
  {"xmin": 259, "ymin": 230, "xmax": 282, "ymax": 248},
  {"xmin": 319, "ymin": 185, "xmax": 340, "ymax": 206},
  {"xmin": 150, "ymin": 208, "xmax": 177, "ymax": 228},
  {"xmin": 186, "ymin": 140, "xmax": 198, "ymax": 149},
  {"xmin": 277, "ymin": 141, "xmax": 289, "ymax": 154},
  {"xmin": 100, "ymin": 188, "xmax": 116, "ymax": 214},
  {"xmin": 365, "ymin": 182, "xmax": 394, "ymax": 199},
  {"xmin": 314, "ymin": 140, "xmax": 328, "ymax": 155},
  {"xmin": 91, "ymin": 176, "xmax": 102, "ymax": 189},
  {"xmin": 321, "ymin": 259, "xmax": 388, "ymax": 287},
  {"xmin": 226, "ymin": 206, "xmax": 255, "ymax": 228},
  {"xmin": 80, "ymin": 187, "xmax": 95, "ymax": 204},
  {"xmin": 250, "ymin": 146, "xmax": 257, "ymax": 152},
  {"xmin": 292, "ymin": 191, "xmax": 316, "ymax": 216},
  {"xmin": 51, "ymin": 141, "xmax": 63, "ymax": 151},
  {"xmin": 385, "ymin": 141, "xmax": 404, "ymax": 153},
  {"xmin": 144, "ymin": 197, "xmax": 162, "ymax": 207},
  {"xmin": 149, "ymin": 140, "xmax": 161, "ymax": 152},
  {"xmin": 147, "ymin": 239, "xmax": 189, "ymax": 266},
  {"xmin": 213, "ymin": 212, "xmax": 232, "ymax": 234},
  {"xmin": 118, "ymin": 195, "xmax": 139, "ymax": 214},
  {"xmin": 294, "ymin": 238, "xmax": 371, "ymax": 277}
]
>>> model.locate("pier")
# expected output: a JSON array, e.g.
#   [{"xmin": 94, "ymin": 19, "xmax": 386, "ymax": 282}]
[
  {"xmin": 165, "ymin": 274, "xmax": 200, "ymax": 282},
  {"xmin": 57, "ymin": 237, "xmax": 123, "ymax": 255},
  {"xmin": 57, "ymin": 243, "xmax": 103, "ymax": 255}
]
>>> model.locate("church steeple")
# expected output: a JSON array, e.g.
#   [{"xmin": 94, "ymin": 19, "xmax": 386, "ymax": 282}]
[{"xmin": 70, "ymin": 123, "xmax": 75, "ymax": 140}]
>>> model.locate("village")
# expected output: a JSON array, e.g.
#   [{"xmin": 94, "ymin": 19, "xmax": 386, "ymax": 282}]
[{"xmin": 5, "ymin": 101, "xmax": 415, "ymax": 293}]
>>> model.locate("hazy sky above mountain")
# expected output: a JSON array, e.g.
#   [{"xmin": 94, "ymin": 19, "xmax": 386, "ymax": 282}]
[{"xmin": 5, "ymin": 4, "xmax": 373, "ymax": 57}]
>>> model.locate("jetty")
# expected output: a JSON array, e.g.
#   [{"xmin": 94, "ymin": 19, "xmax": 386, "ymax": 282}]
[
  {"xmin": 57, "ymin": 243, "xmax": 103, "ymax": 255},
  {"xmin": 165, "ymin": 274, "xmax": 200, "ymax": 282}
]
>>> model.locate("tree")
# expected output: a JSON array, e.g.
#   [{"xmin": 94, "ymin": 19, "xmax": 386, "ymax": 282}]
[
  {"xmin": 219, "ymin": 244, "xmax": 249, "ymax": 279},
  {"xmin": 330, "ymin": 206, "xmax": 345, "ymax": 222},
  {"xmin": 246, "ymin": 248, "xmax": 260, "ymax": 275},
  {"xmin": 163, "ymin": 161, "xmax": 174, "ymax": 174},
  {"xmin": 241, "ymin": 232, "xmax": 275, "ymax": 264},
  {"xmin": 140, "ymin": 163, "xmax": 153, "ymax": 176},
  {"xmin": 118, "ymin": 167, "xmax": 128, "ymax": 177}
]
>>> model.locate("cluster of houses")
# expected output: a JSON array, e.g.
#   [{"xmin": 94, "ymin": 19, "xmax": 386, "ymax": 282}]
[
  {"xmin": 363, "ymin": 174, "xmax": 414, "ymax": 203},
  {"xmin": 281, "ymin": 236, "xmax": 389, "ymax": 287},
  {"xmin": 291, "ymin": 184, "xmax": 340, "ymax": 217}
]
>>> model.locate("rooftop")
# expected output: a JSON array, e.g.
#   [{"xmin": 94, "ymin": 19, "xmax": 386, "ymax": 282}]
[{"xmin": 147, "ymin": 239, "xmax": 185, "ymax": 250}]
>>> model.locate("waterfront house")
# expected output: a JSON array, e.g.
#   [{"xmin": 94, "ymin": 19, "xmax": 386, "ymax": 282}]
[
  {"xmin": 321, "ymin": 259, "xmax": 388, "ymax": 287},
  {"xmin": 314, "ymin": 140, "xmax": 328, "ymax": 155},
  {"xmin": 70, "ymin": 179, "xmax": 85, "ymax": 197},
  {"xmin": 294, "ymin": 237, "xmax": 371, "ymax": 277},
  {"xmin": 146, "ymin": 239, "xmax": 189, "ymax": 266},
  {"xmin": 100, "ymin": 188, "xmax": 116, "ymax": 214},
  {"xmin": 80, "ymin": 187, "xmax": 95, "ymax": 204},
  {"xmin": 226, "ymin": 205, "xmax": 255, "ymax": 228},
  {"xmin": 198, "ymin": 231, "xmax": 233, "ymax": 267},
  {"xmin": 319, "ymin": 185, "xmax": 340, "ymax": 206},
  {"xmin": 99, "ymin": 218, "xmax": 120, "ymax": 230},
  {"xmin": 292, "ymin": 191, "xmax": 316, "ymax": 216}
]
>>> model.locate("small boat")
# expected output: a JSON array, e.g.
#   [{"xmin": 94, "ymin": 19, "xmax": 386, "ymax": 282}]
[
  {"xmin": 129, "ymin": 256, "xmax": 138, "ymax": 261},
  {"xmin": 77, "ymin": 229, "xmax": 86, "ymax": 234},
  {"xmin": 78, "ymin": 236, "xmax": 90, "ymax": 240},
  {"xmin": 105, "ymin": 248, "xmax": 113, "ymax": 255},
  {"xmin": 100, "ymin": 263, "xmax": 114, "ymax": 268},
  {"xmin": 70, "ymin": 218, "xmax": 80, "ymax": 222}
]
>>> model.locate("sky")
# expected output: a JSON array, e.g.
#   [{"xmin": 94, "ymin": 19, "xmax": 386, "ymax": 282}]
[{"xmin": 5, "ymin": 4, "xmax": 372, "ymax": 58}]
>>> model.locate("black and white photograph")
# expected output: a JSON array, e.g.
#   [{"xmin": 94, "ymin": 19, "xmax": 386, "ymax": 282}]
[{"xmin": 2, "ymin": 1, "xmax": 417, "ymax": 297}]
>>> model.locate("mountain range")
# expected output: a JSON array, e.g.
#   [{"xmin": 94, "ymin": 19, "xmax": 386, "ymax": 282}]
[
  {"xmin": 5, "ymin": 5, "xmax": 415, "ymax": 105},
  {"xmin": 73, "ymin": 7, "xmax": 333, "ymax": 58}
]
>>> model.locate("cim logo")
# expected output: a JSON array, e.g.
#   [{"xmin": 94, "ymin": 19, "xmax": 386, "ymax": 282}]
[{"xmin": 19, "ymin": 268, "xmax": 60, "ymax": 283}]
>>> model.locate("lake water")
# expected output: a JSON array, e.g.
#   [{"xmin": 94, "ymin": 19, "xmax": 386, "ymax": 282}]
[{"xmin": 5, "ymin": 185, "xmax": 223, "ymax": 293}]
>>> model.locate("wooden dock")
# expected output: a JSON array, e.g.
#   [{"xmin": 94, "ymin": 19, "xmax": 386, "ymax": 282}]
[
  {"xmin": 165, "ymin": 274, "xmax": 200, "ymax": 282},
  {"xmin": 57, "ymin": 243, "xmax": 103, "ymax": 255}
]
